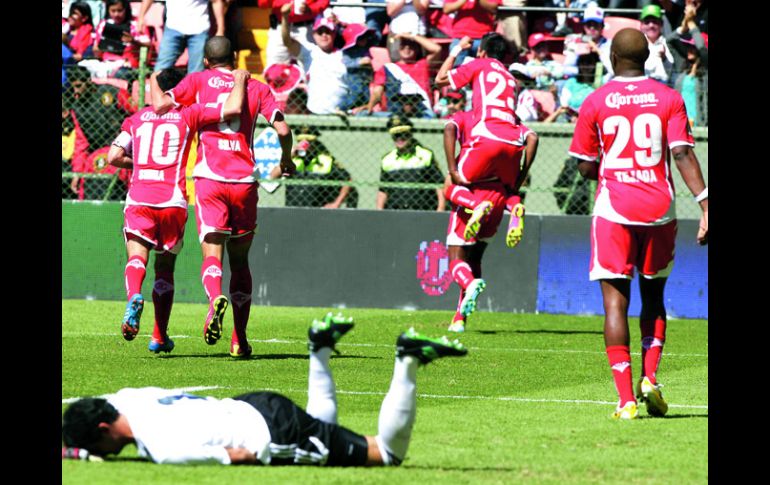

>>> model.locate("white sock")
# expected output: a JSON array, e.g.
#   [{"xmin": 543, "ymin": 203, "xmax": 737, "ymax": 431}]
[
  {"xmin": 306, "ymin": 347, "xmax": 337, "ymax": 424},
  {"xmin": 376, "ymin": 355, "xmax": 419, "ymax": 465}
]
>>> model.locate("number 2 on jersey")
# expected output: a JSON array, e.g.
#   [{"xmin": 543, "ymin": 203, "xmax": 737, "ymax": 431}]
[
  {"xmin": 602, "ymin": 113, "xmax": 663, "ymax": 169},
  {"xmin": 484, "ymin": 72, "xmax": 516, "ymax": 111}
]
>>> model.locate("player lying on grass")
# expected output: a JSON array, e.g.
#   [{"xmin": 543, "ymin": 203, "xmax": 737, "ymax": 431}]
[
  {"xmin": 62, "ymin": 314, "xmax": 467, "ymax": 466},
  {"xmin": 107, "ymin": 67, "xmax": 250, "ymax": 353}
]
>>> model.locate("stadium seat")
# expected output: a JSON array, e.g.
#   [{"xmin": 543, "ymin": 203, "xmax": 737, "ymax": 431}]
[{"xmin": 602, "ymin": 16, "xmax": 641, "ymax": 40}]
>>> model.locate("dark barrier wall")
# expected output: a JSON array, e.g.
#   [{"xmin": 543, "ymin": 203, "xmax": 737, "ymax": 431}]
[{"xmin": 62, "ymin": 202, "xmax": 707, "ymax": 318}]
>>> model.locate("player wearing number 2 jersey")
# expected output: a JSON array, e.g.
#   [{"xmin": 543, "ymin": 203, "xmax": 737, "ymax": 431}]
[
  {"xmin": 107, "ymin": 68, "xmax": 249, "ymax": 353},
  {"xmin": 568, "ymin": 28, "xmax": 708, "ymax": 420},
  {"xmin": 153, "ymin": 37, "xmax": 296, "ymax": 359}
]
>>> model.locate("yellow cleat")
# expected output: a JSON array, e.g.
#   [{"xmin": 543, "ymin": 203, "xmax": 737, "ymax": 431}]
[
  {"xmin": 612, "ymin": 401, "xmax": 639, "ymax": 420},
  {"xmin": 506, "ymin": 203, "xmax": 526, "ymax": 248},
  {"xmin": 638, "ymin": 376, "xmax": 669, "ymax": 417},
  {"xmin": 464, "ymin": 200, "xmax": 494, "ymax": 241},
  {"xmin": 447, "ymin": 319, "xmax": 466, "ymax": 333}
]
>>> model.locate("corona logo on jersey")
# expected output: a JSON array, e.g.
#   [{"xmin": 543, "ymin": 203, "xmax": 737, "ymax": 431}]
[
  {"xmin": 416, "ymin": 241, "xmax": 453, "ymax": 296},
  {"xmin": 605, "ymin": 91, "xmax": 659, "ymax": 109},
  {"xmin": 208, "ymin": 77, "xmax": 235, "ymax": 89}
]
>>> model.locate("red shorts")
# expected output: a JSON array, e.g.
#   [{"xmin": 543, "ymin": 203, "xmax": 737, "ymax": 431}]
[
  {"xmin": 446, "ymin": 183, "xmax": 507, "ymax": 246},
  {"xmin": 589, "ymin": 216, "xmax": 677, "ymax": 281},
  {"xmin": 457, "ymin": 137, "xmax": 524, "ymax": 187},
  {"xmin": 194, "ymin": 178, "xmax": 259, "ymax": 243},
  {"xmin": 123, "ymin": 205, "xmax": 188, "ymax": 254}
]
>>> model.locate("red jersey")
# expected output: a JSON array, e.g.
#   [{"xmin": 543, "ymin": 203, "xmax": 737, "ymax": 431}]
[
  {"xmin": 115, "ymin": 105, "xmax": 225, "ymax": 208},
  {"xmin": 451, "ymin": 0, "xmax": 501, "ymax": 39},
  {"xmin": 446, "ymin": 110, "xmax": 475, "ymax": 147},
  {"xmin": 447, "ymin": 58, "xmax": 521, "ymax": 145},
  {"xmin": 168, "ymin": 67, "xmax": 282, "ymax": 183},
  {"xmin": 569, "ymin": 76, "xmax": 695, "ymax": 225},
  {"xmin": 257, "ymin": 0, "xmax": 329, "ymax": 25}
]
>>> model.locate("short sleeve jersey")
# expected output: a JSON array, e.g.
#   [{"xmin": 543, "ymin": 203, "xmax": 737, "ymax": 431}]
[
  {"xmin": 115, "ymin": 105, "xmax": 224, "ymax": 208},
  {"xmin": 447, "ymin": 58, "xmax": 521, "ymax": 145},
  {"xmin": 106, "ymin": 387, "xmax": 272, "ymax": 465},
  {"xmin": 568, "ymin": 76, "xmax": 695, "ymax": 225},
  {"xmin": 168, "ymin": 68, "xmax": 283, "ymax": 183}
]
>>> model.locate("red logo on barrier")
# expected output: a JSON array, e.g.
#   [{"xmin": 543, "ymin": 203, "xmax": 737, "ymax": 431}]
[{"xmin": 416, "ymin": 240, "xmax": 452, "ymax": 296}]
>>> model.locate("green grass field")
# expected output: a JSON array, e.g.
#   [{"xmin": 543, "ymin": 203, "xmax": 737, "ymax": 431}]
[{"xmin": 62, "ymin": 300, "xmax": 708, "ymax": 484}]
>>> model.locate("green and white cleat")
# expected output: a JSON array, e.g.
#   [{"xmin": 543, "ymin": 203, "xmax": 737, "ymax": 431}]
[
  {"xmin": 308, "ymin": 312, "xmax": 354, "ymax": 353},
  {"xmin": 396, "ymin": 327, "xmax": 468, "ymax": 364},
  {"xmin": 638, "ymin": 376, "xmax": 669, "ymax": 417},
  {"xmin": 460, "ymin": 278, "xmax": 486, "ymax": 318}
]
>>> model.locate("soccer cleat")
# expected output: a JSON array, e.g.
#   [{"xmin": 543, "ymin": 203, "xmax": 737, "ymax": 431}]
[
  {"xmin": 230, "ymin": 341, "xmax": 253, "ymax": 359},
  {"xmin": 121, "ymin": 294, "xmax": 144, "ymax": 341},
  {"xmin": 459, "ymin": 279, "xmax": 486, "ymax": 318},
  {"xmin": 203, "ymin": 295, "xmax": 229, "ymax": 345},
  {"xmin": 637, "ymin": 376, "xmax": 669, "ymax": 417},
  {"xmin": 148, "ymin": 338, "xmax": 175, "ymax": 354},
  {"xmin": 396, "ymin": 327, "xmax": 468, "ymax": 364},
  {"xmin": 447, "ymin": 318, "xmax": 466, "ymax": 333},
  {"xmin": 463, "ymin": 200, "xmax": 494, "ymax": 240},
  {"xmin": 308, "ymin": 312, "xmax": 354, "ymax": 353},
  {"xmin": 505, "ymin": 203, "xmax": 526, "ymax": 248},
  {"xmin": 611, "ymin": 401, "xmax": 639, "ymax": 420}
]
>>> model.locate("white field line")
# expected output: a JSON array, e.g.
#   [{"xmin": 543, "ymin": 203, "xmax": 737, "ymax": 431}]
[
  {"xmin": 62, "ymin": 333, "xmax": 708, "ymax": 358},
  {"xmin": 61, "ymin": 386, "xmax": 708, "ymax": 410}
]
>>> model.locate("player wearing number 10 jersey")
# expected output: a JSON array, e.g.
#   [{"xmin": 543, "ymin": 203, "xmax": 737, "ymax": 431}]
[
  {"xmin": 153, "ymin": 36, "xmax": 295, "ymax": 359},
  {"xmin": 568, "ymin": 28, "xmax": 708, "ymax": 420},
  {"xmin": 107, "ymin": 68, "xmax": 249, "ymax": 353}
]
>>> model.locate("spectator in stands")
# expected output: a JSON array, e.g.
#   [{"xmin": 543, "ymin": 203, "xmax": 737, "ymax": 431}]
[
  {"xmin": 639, "ymin": 4, "xmax": 674, "ymax": 84},
  {"xmin": 339, "ymin": 24, "xmax": 377, "ymax": 113},
  {"xmin": 365, "ymin": 0, "xmax": 390, "ymax": 45},
  {"xmin": 280, "ymin": 5, "xmax": 348, "ymax": 115},
  {"xmin": 91, "ymin": 0, "xmax": 152, "ymax": 81},
  {"xmin": 353, "ymin": 33, "xmax": 441, "ymax": 119},
  {"xmin": 377, "ymin": 114, "xmax": 446, "ymax": 211},
  {"xmin": 261, "ymin": 0, "xmax": 330, "ymax": 66},
  {"xmin": 524, "ymin": 32, "xmax": 566, "ymax": 89},
  {"xmin": 64, "ymin": 66, "xmax": 132, "ymax": 201},
  {"xmin": 271, "ymin": 125, "xmax": 356, "ymax": 208},
  {"xmin": 434, "ymin": 89, "xmax": 466, "ymax": 118},
  {"xmin": 386, "ymin": 0, "xmax": 429, "ymax": 62},
  {"xmin": 427, "ymin": 0, "xmax": 455, "ymax": 39},
  {"xmin": 548, "ymin": 0, "xmax": 596, "ymax": 37},
  {"xmin": 545, "ymin": 52, "xmax": 597, "ymax": 123},
  {"xmin": 673, "ymin": 36, "xmax": 706, "ymax": 126},
  {"xmin": 661, "ymin": 0, "xmax": 707, "ymax": 35},
  {"xmin": 62, "ymin": 1, "xmax": 95, "ymax": 62},
  {"xmin": 498, "ymin": 0, "xmax": 527, "ymax": 57},
  {"xmin": 666, "ymin": 0, "xmax": 707, "ymax": 84},
  {"xmin": 562, "ymin": 3, "xmax": 611, "ymax": 81},
  {"xmin": 444, "ymin": 0, "xmax": 500, "ymax": 66},
  {"xmin": 137, "ymin": 0, "xmax": 227, "ymax": 73},
  {"xmin": 264, "ymin": 62, "xmax": 306, "ymax": 112},
  {"xmin": 509, "ymin": 63, "xmax": 546, "ymax": 122}
]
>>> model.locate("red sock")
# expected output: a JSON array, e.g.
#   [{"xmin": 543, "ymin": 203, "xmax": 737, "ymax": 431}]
[
  {"xmin": 229, "ymin": 267, "xmax": 252, "ymax": 345},
  {"xmin": 505, "ymin": 194, "xmax": 522, "ymax": 212},
  {"xmin": 152, "ymin": 271, "xmax": 174, "ymax": 342},
  {"xmin": 450, "ymin": 260, "xmax": 474, "ymax": 290},
  {"xmin": 201, "ymin": 256, "xmax": 223, "ymax": 303},
  {"xmin": 453, "ymin": 289, "xmax": 465, "ymax": 322},
  {"xmin": 606, "ymin": 345, "xmax": 636, "ymax": 405},
  {"xmin": 640, "ymin": 317, "xmax": 666, "ymax": 384},
  {"xmin": 124, "ymin": 255, "xmax": 147, "ymax": 299},
  {"xmin": 446, "ymin": 184, "xmax": 479, "ymax": 210}
]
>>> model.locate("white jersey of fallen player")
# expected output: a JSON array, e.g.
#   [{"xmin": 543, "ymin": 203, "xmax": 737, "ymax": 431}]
[{"xmin": 106, "ymin": 387, "xmax": 272, "ymax": 465}]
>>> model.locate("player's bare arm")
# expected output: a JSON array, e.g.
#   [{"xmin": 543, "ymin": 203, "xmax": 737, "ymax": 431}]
[
  {"xmin": 221, "ymin": 69, "xmax": 250, "ymax": 119},
  {"xmin": 150, "ymin": 71, "xmax": 175, "ymax": 115},
  {"xmin": 512, "ymin": 132, "xmax": 539, "ymax": 194},
  {"xmin": 671, "ymin": 145, "xmax": 708, "ymax": 245},
  {"xmin": 272, "ymin": 113, "xmax": 296, "ymax": 176},
  {"xmin": 107, "ymin": 145, "xmax": 133, "ymax": 169},
  {"xmin": 435, "ymin": 36, "xmax": 472, "ymax": 88},
  {"xmin": 280, "ymin": 3, "xmax": 301, "ymax": 58},
  {"xmin": 479, "ymin": 0, "xmax": 499, "ymax": 14},
  {"xmin": 225, "ymin": 447, "xmax": 259, "ymax": 465},
  {"xmin": 577, "ymin": 159, "xmax": 599, "ymax": 181},
  {"xmin": 443, "ymin": 123, "xmax": 465, "ymax": 185}
]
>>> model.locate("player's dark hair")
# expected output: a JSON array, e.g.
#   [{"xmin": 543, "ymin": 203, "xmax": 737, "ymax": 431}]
[
  {"xmin": 69, "ymin": 1, "xmax": 94, "ymax": 27},
  {"xmin": 204, "ymin": 36, "xmax": 235, "ymax": 67},
  {"xmin": 105, "ymin": 0, "xmax": 132, "ymax": 26},
  {"xmin": 62, "ymin": 398, "xmax": 119, "ymax": 451},
  {"xmin": 157, "ymin": 68, "xmax": 186, "ymax": 92},
  {"xmin": 576, "ymin": 52, "xmax": 600, "ymax": 85},
  {"xmin": 479, "ymin": 33, "xmax": 508, "ymax": 61}
]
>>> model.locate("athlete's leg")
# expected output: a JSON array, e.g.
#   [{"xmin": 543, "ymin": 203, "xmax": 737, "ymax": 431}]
[
  {"xmin": 226, "ymin": 234, "xmax": 254, "ymax": 357},
  {"xmin": 601, "ymin": 279, "xmax": 637, "ymax": 412},
  {"xmin": 150, "ymin": 251, "xmax": 177, "ymax": 348},
  {"xmin": 122, "ymin": 236, "xmax": 151, "ymax": 341},
  {"xmin": 201, "ymin": 234, "xmax": 228, "ymax": 345},
  {"xmin": 306, "ymin": 313, "xmax": 354, "ymax": 424}
]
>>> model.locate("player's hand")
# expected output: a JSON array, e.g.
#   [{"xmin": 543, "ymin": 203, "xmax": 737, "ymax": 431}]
[
  {"xmin": 459, "ymin": 36, "xmax": 473, "ymax": 50},
  {"xmin": 280, "ymin": 156, "xmax": 296, "ymax": 177},
  {"xmin": 232, "ymin": 69, "xmax": 251, "ymax": 83},
  {"xmin": 697, "ymin": 210, "xmax": 708, "ymax": 246},
  {"xmin": 281, "ymin": 2, "xmax": 292, "ymax": 16},
  {"xmin": 449, "ymin": 170, "xmax": 465, "ymax": 185}
]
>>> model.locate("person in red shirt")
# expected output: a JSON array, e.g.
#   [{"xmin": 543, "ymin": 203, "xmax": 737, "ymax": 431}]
[
  {"xmin": 259, "ymin": 0, "xmax": 330, "ymax": 66},
  {"xmin": 568, "ymin": 28, "xmax": 708, "ymax": 420},
  {"xmin": 93, "ymin": 0, "xmax": 153, "ymax": 77},
  {"xmin": 443, "ymin": 0, "xmax": 501, "ymax": 66},
  {"xmin": 62, "ymin": 1, "xmax": 95, "ymax": 62},
  {"xmin": 153, "ymin": 36, "xmax": 296, "ymax": 359},
  {"xmin": 107, "ymin": 68, "xmax": 249, "ymax": 353}
]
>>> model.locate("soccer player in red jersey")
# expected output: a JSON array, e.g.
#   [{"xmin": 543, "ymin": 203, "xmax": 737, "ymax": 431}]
[
  {"xmin": 568, "ymin": 29, "xmax": 708, "ymax": 419},
  {"xmin": 152, "ymin": 36, "xmax": 295, "ymax": 359},
  {"xmin": 434, "ymin": 33, "xmax": 529, "ymax": 252},
  {"xmin": 442, "ymin": 109, "xmax": 537, "ymax": 332},
  {"xmin": 108, "ymin": 68, "xmax": 250, "ymax": 353}
]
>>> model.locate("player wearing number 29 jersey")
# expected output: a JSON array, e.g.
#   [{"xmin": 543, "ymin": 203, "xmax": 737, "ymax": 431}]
[{"xmin": 568, "ymin": 76, "xmax": 694, "ymax": 226}]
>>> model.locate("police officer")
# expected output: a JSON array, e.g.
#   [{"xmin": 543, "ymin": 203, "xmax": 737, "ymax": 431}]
[{"xmin": 377, "ymin": 115, "xmax": 445, "ymax": 211}]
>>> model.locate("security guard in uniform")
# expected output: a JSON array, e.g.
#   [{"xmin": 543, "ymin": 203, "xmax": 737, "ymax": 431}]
[
  {"xmin": 271, "ymin": 125, "xmax": 356, "ymax": 208},
  {"xmin": 377, "ymin": 115, "xmax": 445, "ymax": 211}
]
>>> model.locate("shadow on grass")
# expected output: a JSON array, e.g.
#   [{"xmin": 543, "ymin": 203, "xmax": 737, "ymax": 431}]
[
  {"xmin": 406, "ymin": 464, "xmax": 519, "ymax": 472},
  {"xmin": 661, "ymin": 413, "xmax": 708, "ymax": 419},
  {"xmin": 476, "ymin": 329, "xmax": 603, "ymax": 336},
  {"xmin": 145, "ymin": 353, "xmax": 380, "ymax": 361}
]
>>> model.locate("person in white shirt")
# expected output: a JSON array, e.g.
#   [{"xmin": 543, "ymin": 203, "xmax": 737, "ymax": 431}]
[
  {"xmin": 62, "ymin": 314, "xmax": 468, "ymax": 466},
  {"xmin": 639, "ymin": 4, "xmax": 674, "ymax": 84}
]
